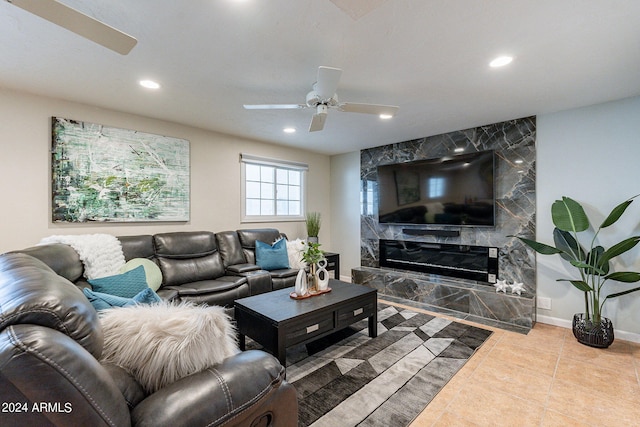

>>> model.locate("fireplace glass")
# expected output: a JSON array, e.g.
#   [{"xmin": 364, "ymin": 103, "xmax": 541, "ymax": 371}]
[{"xmin": 379, "ymin": 239, "xmax": 498, "ymax": 283}]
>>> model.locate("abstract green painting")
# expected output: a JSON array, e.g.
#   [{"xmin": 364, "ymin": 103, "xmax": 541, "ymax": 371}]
[{"xmin": 51, "ymin": 117, "xmax": 190, "ymax": 222}]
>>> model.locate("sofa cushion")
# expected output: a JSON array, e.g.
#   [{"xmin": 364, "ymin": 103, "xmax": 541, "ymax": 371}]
[
  {"xmin": 9, "ymin": 243, "xmax": 84, "ymax": 283},
  {"xmin": 119, "ymin": 258, "xmax": 163, "ymax": 291},
  {"xmin": 154, "ymin": 231, "xmax": 217, "ymax": 259},
  {"xmin": 99, "ymin": 302, "xmax": 239, "ymax": 394},
  {"xmin": 157, "ymin": 253, "xmax": 226, "ymax": 286},
  {"xmin": 237, "ymin": 228, "xmax": 284, "ymax": 250},
  {"xmin": 268, "ymin": 268, "xmax": 300, "ymax": 279},
  {"xmin": 154, "ymin": 231, "xmax": 226, "ymax": 286},
  {"xmin": 165, "ymin": 276, "xmax": 246, "ymax": 296},
  {"xmin": 88, "ymin": 265, "xmax": 149, "ymax": 298},
  {"xmin": 83, "ymin": 287, "xmax": 162, "ymax": 311},
  {"xmin": 215, "ymin": 230, "xmax": 247, "ymax": 267},
  {"xmin": 118, "ymin": 234, "xmax": 155, "ymax": 261},
  {"xmin": 255, "ymin": 239, "xmax": 290, "ymax": 271}
]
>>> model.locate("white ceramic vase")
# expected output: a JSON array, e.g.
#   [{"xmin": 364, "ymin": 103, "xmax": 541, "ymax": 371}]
[
  {"xmin": 294, "ymin": 269, "xmax": 308, "ymax": 296},
  {"xmin": 316, "ymin": 258, "xmax": 330, "ymax": 291}
]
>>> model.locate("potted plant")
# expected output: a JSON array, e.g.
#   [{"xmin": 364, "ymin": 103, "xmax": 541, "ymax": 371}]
[
  {"xmin": 301, "ymin": 241, "xmax": 325, "ymax": 292},
  {"xmin": 305, "ymin": 212, "xmax": 321, "ymax": 243},
  {"xmin": 511, "ymin": 195, "xmax": 640, "ymax": 348}
]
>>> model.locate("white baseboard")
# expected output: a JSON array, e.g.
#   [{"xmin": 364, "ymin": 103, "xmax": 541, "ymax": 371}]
[
  {"xmin": 339, "ymin": 275, "xmax": 352, "ymax": 283},
  {"xmin": 536, "ymin": 314, "xmax": 640, "ymax": 344}
]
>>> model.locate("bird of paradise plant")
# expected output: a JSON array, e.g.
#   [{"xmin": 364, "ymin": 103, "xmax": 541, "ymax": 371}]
[{"xmin": 510, "ymin": 195, "xmax": 640, "ymax": 327}]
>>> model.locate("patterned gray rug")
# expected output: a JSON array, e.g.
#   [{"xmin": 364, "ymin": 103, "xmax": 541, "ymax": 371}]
[{"xmin": 278, "ymin": 302, "xmax": 492, "ymax": 427}]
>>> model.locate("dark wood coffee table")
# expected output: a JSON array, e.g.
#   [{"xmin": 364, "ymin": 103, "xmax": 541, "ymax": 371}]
[{"xmin": 234, "ymin": 279, "xmax": 377, "ymax": 366}]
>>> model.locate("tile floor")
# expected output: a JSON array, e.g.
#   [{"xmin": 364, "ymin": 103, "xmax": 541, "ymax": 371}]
[{"xmin": 378, "ymin": 300, "xmax": 640, "ymax": 427}]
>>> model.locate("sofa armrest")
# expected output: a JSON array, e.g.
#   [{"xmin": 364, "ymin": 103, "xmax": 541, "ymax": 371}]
[
  {"xmin": 226, "ymin": 266, "xmax": 272, "ymax": 295},
  {"xmin": 131, "ymin": 350, "xmax": 297, "ymax": 427},
  {"xmin": 226, "ymin": 263, "xmax": 261, "ymax": 274},
  {"xmin": 0, "ymin": 325, "xmax": 131, "ymax": 427},
  {"xmin": 156, "ymin": 288, "xmax": 179, "ymax": 301}
]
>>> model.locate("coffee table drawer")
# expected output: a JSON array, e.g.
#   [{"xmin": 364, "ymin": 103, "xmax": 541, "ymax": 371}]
[
  {"xmin": 286, "ymin": 313, "xmax": 334, "ymax": 346},
  {"xmin": 337, "ymin": 297, "xmax": 376, "ymax": 328}
]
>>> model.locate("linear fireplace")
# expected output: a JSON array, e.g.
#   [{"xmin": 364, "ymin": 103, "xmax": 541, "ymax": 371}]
[{"xmin": 379, "ymin": 239, "xmax": 498, "ymax": 284}]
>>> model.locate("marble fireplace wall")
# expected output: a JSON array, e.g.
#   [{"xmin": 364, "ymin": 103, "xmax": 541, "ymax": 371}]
[{"xmin": 357, "ymin": 116, "xmax": 536, "ymax": 326}]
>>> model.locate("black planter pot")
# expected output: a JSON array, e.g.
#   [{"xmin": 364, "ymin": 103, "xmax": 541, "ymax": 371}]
[{"xmin": 572, "ymin": 313, "xmax": 615, "ymax": 348}]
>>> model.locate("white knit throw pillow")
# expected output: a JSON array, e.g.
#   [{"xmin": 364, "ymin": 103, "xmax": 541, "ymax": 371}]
[{"xmin": 99, "ymin": 301, "xmax": 239, "ymax": 394}]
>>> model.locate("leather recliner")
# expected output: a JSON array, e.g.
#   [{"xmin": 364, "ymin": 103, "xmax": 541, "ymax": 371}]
[
  {"xmin": 0, "ymin": 252, "xmax": 298, "ymax": 427},
  {"xmin": 235, "ymin": 228, "xmax": 300, "ymax": 290}
]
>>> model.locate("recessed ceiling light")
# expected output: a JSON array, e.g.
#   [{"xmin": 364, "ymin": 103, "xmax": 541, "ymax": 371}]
[
  {"xmin": 379, "ymin": 114, "xmax": 393, "ymax": 120},
  {"xmin": 139, "ymin": 79, "xmax": 160, "ymax": 89},
  {"xmin": 489, "ymin": 56, "xmax": 514, "ymax": 68},
  {"xmin": 515, "ymin": 159, "xmax": 524, "ymax": 164},
  {"xmin": 283, "ymin": 127, "xmax": 296, "ymax": 133},
  {"xmin": 454, "ymin": 148, "xmax": 464, "ymax": 153}
]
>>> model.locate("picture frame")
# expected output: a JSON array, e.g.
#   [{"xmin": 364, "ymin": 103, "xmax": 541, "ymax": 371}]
[
  {"xmin": 51, "ymin": 117, "xmax": 190, "ymax": 223},
  {"xmin": 394, "ymin": 170, "xmax": 420, "ymax": 206}
]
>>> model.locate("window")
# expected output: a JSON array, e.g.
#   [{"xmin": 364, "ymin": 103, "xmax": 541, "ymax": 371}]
[
  {"xmin": 428, "ymin": 177, "xmax": 445, "ymax": 198},
  {"xmin": 240, "ymin": 154, "xmax": 308, "ymax": 222}
]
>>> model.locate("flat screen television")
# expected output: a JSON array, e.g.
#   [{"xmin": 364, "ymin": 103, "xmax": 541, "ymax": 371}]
[{"xmin": 377, "ymin": 150, "xmax": 495, "ymax": 226}]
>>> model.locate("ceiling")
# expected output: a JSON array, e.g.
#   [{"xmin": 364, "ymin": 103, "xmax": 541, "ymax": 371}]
[{"xmin": 1, "ymin": 0, "xmax": 639, "ymax": 155}]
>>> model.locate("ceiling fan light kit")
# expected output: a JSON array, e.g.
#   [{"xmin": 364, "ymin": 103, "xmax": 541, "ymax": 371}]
[
  {"xmin": 243, "ymin": 66, "xmax": 399, "ymax": 132},
  {"xmin": 6, "ymin": 0, "xmax": 137, "ymax": 55}
]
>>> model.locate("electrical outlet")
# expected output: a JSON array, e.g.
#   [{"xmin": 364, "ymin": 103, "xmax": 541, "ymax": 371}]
[{"xmin": 537, "ymin": 297, "xmax": 552, "ymax": 310}]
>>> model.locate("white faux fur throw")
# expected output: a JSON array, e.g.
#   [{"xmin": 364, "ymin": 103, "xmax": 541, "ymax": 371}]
[
  {"xmin": 99, "ymin": 302, "xmax": 239, "ymax": 394},
  {"xmin": 39, "ymin": 234, "xmax": 125, "ymax": 279}
]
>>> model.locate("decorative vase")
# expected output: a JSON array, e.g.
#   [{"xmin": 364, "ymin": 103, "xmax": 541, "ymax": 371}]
[
  {"xmin": 294, "ymin": 269, "xmax": 308, "ymax": 296},
  {"xmin": 307, "ymin": 236, "xmax": 319, "ymax": 244},
  {"xmin": 316, "ymin": 258, "xmax": 330, "ymax": 291},
  {"xmin": 572, "ymin": 313, "xmax": 615, "ymax": 348},
  {"xmin": 307, "ymin": 264, "xmax": 318, "ymax": 293}
]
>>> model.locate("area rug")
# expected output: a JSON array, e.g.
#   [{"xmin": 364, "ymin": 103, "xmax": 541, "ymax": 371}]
[{"xmin": 279, "ymin": 302, "xmax": 492, "ymax": 427}]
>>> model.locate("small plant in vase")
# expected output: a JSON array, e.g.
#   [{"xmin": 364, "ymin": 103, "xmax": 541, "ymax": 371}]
[
  {"xmin": 301, "ymin": 241, "xmax": 325, "ymax": 293},
  {"xmin": 305, "ymin": 212, "xmax": 321, "ymax": 244}
]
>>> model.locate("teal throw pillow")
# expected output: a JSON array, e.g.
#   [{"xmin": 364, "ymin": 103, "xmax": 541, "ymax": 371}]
[
  {"xmin": 119, "ymin": 258, "xmax": 163, "ymax": 291},
  {"xmin": 83, "ymin": 287, "xmax": 162, "ymax": 311},
  {"xmin": 88, "ymin": 265, "xmax": 149, "ymax": 298},
  {"xmin": 255, "ymin": 239, "xmax": 290, "ymax": 271}
]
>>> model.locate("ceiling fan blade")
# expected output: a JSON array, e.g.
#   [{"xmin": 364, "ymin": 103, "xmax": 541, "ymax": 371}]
[
  {"xmin": 339, "ymin": 103, "xmax": 399, "ymax": 116},
  {"xmin": 243, "ymin": 104, "xmax": 306, "ymax": 110},
  {"xmin": 315, "ymin": 66, "xmax": 342, "ymax": 100},
  {"xmin": 7, "ymin": 0, "xmax": 137, "ymax": 55},
  {"xmin": 309, "ymin": 105, "xmax": 329, "ymax": 132},
  {"xmin": 309, "ymin": 113, "xmax": 327, "ymax": 132}
]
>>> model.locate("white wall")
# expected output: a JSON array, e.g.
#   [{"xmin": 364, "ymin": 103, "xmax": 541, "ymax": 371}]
[
  {"xmin": 537, "ymin": 95, "xmax": 640, "ymax": 338},
  {"xmin": 329, "ymin": 151, "xmax": 361, "ymax": 280},
  {"xmin": 0, "ymin": 87, "xmax": 331, "ymax": 253}
]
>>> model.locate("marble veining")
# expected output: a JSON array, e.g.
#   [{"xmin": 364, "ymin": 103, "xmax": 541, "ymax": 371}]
[
  {"xmin": 353, "ymin": 266, "xmax": 533, "ymax": 329},
  {"xmin": 355, "ymin": 116, "xmax": 536, "ymax": 330}
]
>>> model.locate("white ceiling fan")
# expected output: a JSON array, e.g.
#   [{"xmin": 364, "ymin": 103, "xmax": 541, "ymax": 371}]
[
  {"xmin": 5, "ymin": 0, "xmax": 137, "ymax": 55},
  {"xmin": 243, "ymin": 66, "xmax": 399, "ymax": 132}
]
